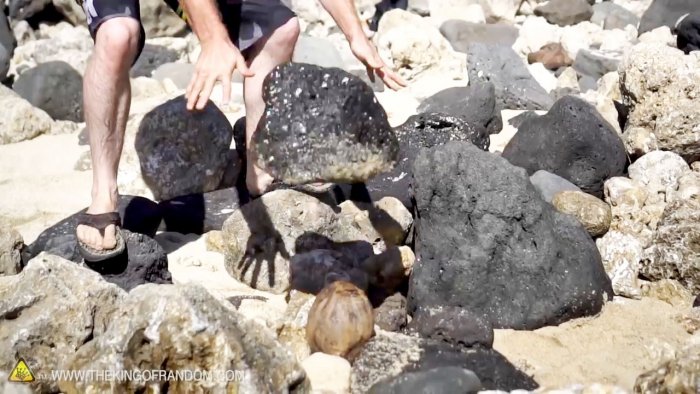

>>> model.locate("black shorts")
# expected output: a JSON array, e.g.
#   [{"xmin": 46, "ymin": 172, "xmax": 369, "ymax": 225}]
[{"xmin": 80, "ymin": 0, "xmax": 296, "ymax": 62}]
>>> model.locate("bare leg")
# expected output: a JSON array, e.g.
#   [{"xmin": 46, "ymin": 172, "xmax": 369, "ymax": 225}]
[
  {"xmin": 243, "ymin": 17, "xmax": 300, "ymax": 196},
  {"xmin": 76, "ymin": 18, "xmax": 140, "ymax": 251}
]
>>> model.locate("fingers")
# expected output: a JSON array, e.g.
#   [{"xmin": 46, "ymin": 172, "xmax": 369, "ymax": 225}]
[
  {"xmin": 186, "ymin": 71, "xmax": 206, "ymax": 111},
  {"xmin": 377, "ymin": 67, "xmax": 407, "ymax": 91},
  {"xmin": 238, "ymin": 57, "xmax": 255, "ymax": 78},
  {"xmin": 222, "ymin": 74, "xmax": 232, "ymax": 105},
  {"xmin": 195, "ymin": 74, "xmax": 217, "ymax": 110},
  {"xmin": 366, "ymin": 65, "xmax": 376, "ymax": 83}
]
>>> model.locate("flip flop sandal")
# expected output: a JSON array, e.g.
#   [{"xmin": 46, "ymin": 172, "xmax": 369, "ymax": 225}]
[{"xmin": 76, "ymin": 212, "xmax": 126, "ymax": 262}]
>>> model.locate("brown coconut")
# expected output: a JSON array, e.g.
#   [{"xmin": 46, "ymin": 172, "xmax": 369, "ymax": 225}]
[{"xmin": 306, "ymin": 280, "xmax": 374, "ymax": 358}]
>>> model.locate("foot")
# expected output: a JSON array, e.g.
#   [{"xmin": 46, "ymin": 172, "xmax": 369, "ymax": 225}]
[
  {"xmin": 76, "ymin": 196, "xmax": 118, "ymax": 252},
  {"xmin": 246, "ymin": 162, "xmax": 275, "ymax": 197}
]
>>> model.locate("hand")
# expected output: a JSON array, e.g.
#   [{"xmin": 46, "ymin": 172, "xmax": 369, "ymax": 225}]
[
  {"xmin": 349, "ymin": 36, "xmax": 407, "ymax": 91},
  {"xmin": 186, "ymin": 38, "xmax": 254, "ymax": 111}
]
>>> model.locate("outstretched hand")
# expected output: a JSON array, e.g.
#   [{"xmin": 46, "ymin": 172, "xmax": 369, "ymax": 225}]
[
  {"xmin": 186, "ymin": 39, "xmax": 254, "ymax": 111},
  {"xmin": 350, "ymin": 36, "xmax": 407, "ymax": 91}
]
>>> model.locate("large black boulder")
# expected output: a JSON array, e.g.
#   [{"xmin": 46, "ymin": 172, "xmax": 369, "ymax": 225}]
[
  {"xmin": 23, "ymin": 196, "xmax": 162, "ymax": 264},
  {"xmin": 501, "ymin": 95, "xmax": 627, "ymax": 197},
  {"xmin": 0, "ymin": 12, "xmax": 16, "ymax": 82},
  {"xmin": 467, "ymin": 43, "xmax": 553, "ymax": 111},
  {"xmin": 407, "ymin": 142, "xmax": 613, "ymax": 330},
  {"xmin": 252, "ymin": 62, "xmax": 399, "ymax": 185},
  {"xmin": 676, "ymin": 13, "xmax": 700, "ymax": 54},
  {"xmin": 13, "ymin": 61, "xmax": 84, "ymax": 121},
  {"xmin": 364, "ymin": 113, "xmax": 488, "ymax": 207},
  {"xmin": 418, "ymin": 82, "xmax": 502, "ymax": 134},
  {"xmin": 639, "ymin": 0, "xmax": 700, "ymax": 35}
]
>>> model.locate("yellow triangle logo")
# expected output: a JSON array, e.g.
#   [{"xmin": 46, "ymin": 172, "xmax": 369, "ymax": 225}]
[{"xmin": 8, "ymin": 359, "xmax": 35, "ymax": 383}]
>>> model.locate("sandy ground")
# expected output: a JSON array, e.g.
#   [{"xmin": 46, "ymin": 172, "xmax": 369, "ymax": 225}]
[{"xmin": 0, "ymin": 121, "xmax": 694, "ymax": 392}]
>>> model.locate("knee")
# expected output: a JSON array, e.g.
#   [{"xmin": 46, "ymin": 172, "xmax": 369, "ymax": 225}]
[{"xmin": 94, "ymin": 18, "xmax": 141, "ymax": 69}]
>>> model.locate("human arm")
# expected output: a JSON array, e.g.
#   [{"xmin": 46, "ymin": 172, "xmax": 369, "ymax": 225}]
[
  {"xmin": 317, "ymin": 0, "xmax": 406, "ymax": 90},
  {"xmin": 181, "ymin": 0, "xmax": 254, "ymax": 110}
]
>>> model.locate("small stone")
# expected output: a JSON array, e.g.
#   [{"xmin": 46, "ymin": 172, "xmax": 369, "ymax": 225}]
[
  {"xmin": 418, "ymin": 82, "xmax": 503, "ymax": 134},
  {"xmin": 374, "ymin": 292, "xmax": 407, "ymax": 332},
  {"xmin": 628, "ymin": 151, "xmax": 691, "ymax": 195},
  {"xmin": 302, "ymin": 353, "xmax": 352, "ymax": 393},
  {"xmin": 306, "ymin": 281, "xmax": 374, "ymax": 358},
  {"xmin": 634, "ymin": 333, "xmax": 700, "ymax": 393},
  {"xmin": 277, "ymin": 290, "xmax": 315, "ymax": 362},
  {"xmin": 591, "ymin": 2, "xmax": 640, "ymax": 30},
  {"xmin": 12, "ymin": 61, "xmax": 83, "ymax": 122},
  {"xmin": 596, "ymin": 231, "xmax": 643, "ymax": 298},
  {"xmin": 0, "ymin": 226, "xmax": 24, "ymax": 276},
  {"xmin": 439, "ymin": 20, "xmax": 519, "ymax": 53},
  {"xmin": 0, "ymin": 84, "xmax": 52, "ymax": 144},
  {"xmin": 641, "ymin": 279, "xmax": 694, "ymax": 307},
  {"xmin": 528, "ymin": 42, "xmax": 573, "ymax": 70},
  {"xmin": 552, "ymin": 190, "xmax": 612, "ymax": 237},
  {"xmin": 369, "ymin": 366, "xmax": 482, "ymax": 394}
]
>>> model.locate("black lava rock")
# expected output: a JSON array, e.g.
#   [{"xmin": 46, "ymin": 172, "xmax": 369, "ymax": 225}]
[
  {"xmin": 408, "ymin": 306, "xmax": 494, "ymax": 349},
  {"xmin": 252, "ymin": 62, "xmax": 399, "ymax": 185},
  {"xmin": 418, "ymin": 82, "xmax": 503, "ymax": 134},
  {"xmin": 0, "ymin": 12, "xmax": 16, "ymax": 82},
  {"xmin": 676, "ymin": 13, "xmax": 700, "ymax": 54},
  {"xmin": 86, "ymin": 230, "xmax": 172, "ymax": 291},
  {"xmin": 369, "ymin": 366, "xmax": 482, "ymax": 394},
  {"xmin": 159, "ymin": 187, "xmax": 241, "ymax": 234},
  {"xmin": 13, "ymin": 61, "xmax": 84, "ymax": 121},
  {"xmin": 407, "ymin": 142, "xmax": 613, "ymax": 330},
  {"xmin": 639, "ymin": 0, "xmax": 700, "ymax": 35},
  {"xmin": 502, "ymin": 95, "xmax": 627, "ymax": 197},
  {"xmin": 23, "ymin": 196, "xmax": 162, "ymax": 264},
  {"xmin": 440, "ymin": 20, "xmax": 519, "ymax": 53},
  {"xmin": 467, "ymin": 43, "xmax": 554, "ymax": 111},
  {"xmin": 534, "ymin": 0, "xmax": 594, "ymax": 26},
  {"xmin": 364, "ymin": 113, "xmax": 489, "ymax": 208}
]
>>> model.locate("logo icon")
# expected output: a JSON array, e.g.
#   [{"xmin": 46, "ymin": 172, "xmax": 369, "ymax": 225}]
[{"xmin": 8, "ymin": 359, "xmax": 35, "ymax": 383}]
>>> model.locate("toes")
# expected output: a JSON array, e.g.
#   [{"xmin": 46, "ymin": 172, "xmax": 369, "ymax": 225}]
[{"xmin": 102, "ymin": 224, "xmax": 117, "ymax": 250}]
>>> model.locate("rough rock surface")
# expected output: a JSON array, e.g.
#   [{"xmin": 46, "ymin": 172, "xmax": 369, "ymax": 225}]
[
  {"xmin": 591, "ymin": 2, "xmax": 640, "ymax": 30},
  {"xmin": 641, "ymin": 199, "xmax": 700, "ymax": 294},
  {"xmin": 638, "ymin": 0, "xmax": 700, "ymax": 34},
  {"xmin": 552, "ymin": 191, "xmax": 612, "ymax": 237},
  {"xmin": 619, "ymin": 43, "xmax": 700, "ymax": 162},
  {"xmin": 596, "ymin": 231, "xmax": 644, "ymax": 299},
  {"xmin": 351, "ymin": 330, "xmax": 538, "ymax": 393},
  {"xmin": 0, "ymin": 84, "xmax": 52, "ymax": 144},
  {"xmin": 408, "ymin": 142, "xmax": 613, "ymax": 330},
  {"xmin": 375, "ymin": 9, "xmax": 466, "ymax": 81},
  {"xmin": 369, "ymin": 366, "xmax": 482, "ymax": 394},
  {"xmin": 0, "ymin": 253, "xmax": 125, "ymax": 393},
  {"xmin": 530, "ymin": 170, "xmax": 582, "ymax": 203},
  {"xmin": 60, "ymin": 284, "xmax": 307, "ymax": 393},
  {"xmin": 467, "ymin": 43, "xmax": 554, "ymax": 111},
  {"xmin": 502, "ymin": 95, "xmax": 627, "ymax": 197},
  {"xmin": 534, "ymin": 0, "xmax": 594, "ymax": 26},
  {"xmin": 634, "ymin": 334, "xmax": 700, "ymax": 393},
  {"xmin": 373, "ymin": 292, "xmax": 407, "ymax": 332},
  {"xmin": 129, "ymin": 96, "xmax": 233, "ymax": 201},
  {"xmin": 439, "ymin": 20, "xmax": 519, "ymax": 53},
  {"xmin": 0, "ymin": 226, "xmax": 23, "ymax": 276},
  {"xmin": 408, "ymin": 306, "xmax": 494, "ymax": 348},
  {"xmin": 417, "ymin": 82, "xmax": 503, "ymax": 134},
  {"xmin": 12, "ymin": 61, "xmax": 83, "ymax": 122},
  {"xmin": 302, "ymin": 352, "xmax": 352, "ymax": 393},
  {"xmin": 253, "ymin": 63, "xmax": 398, "ymax": 185},
  {"xmin": 364, "ymin": 112, "xmax": 489, "ymax": 208}
]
